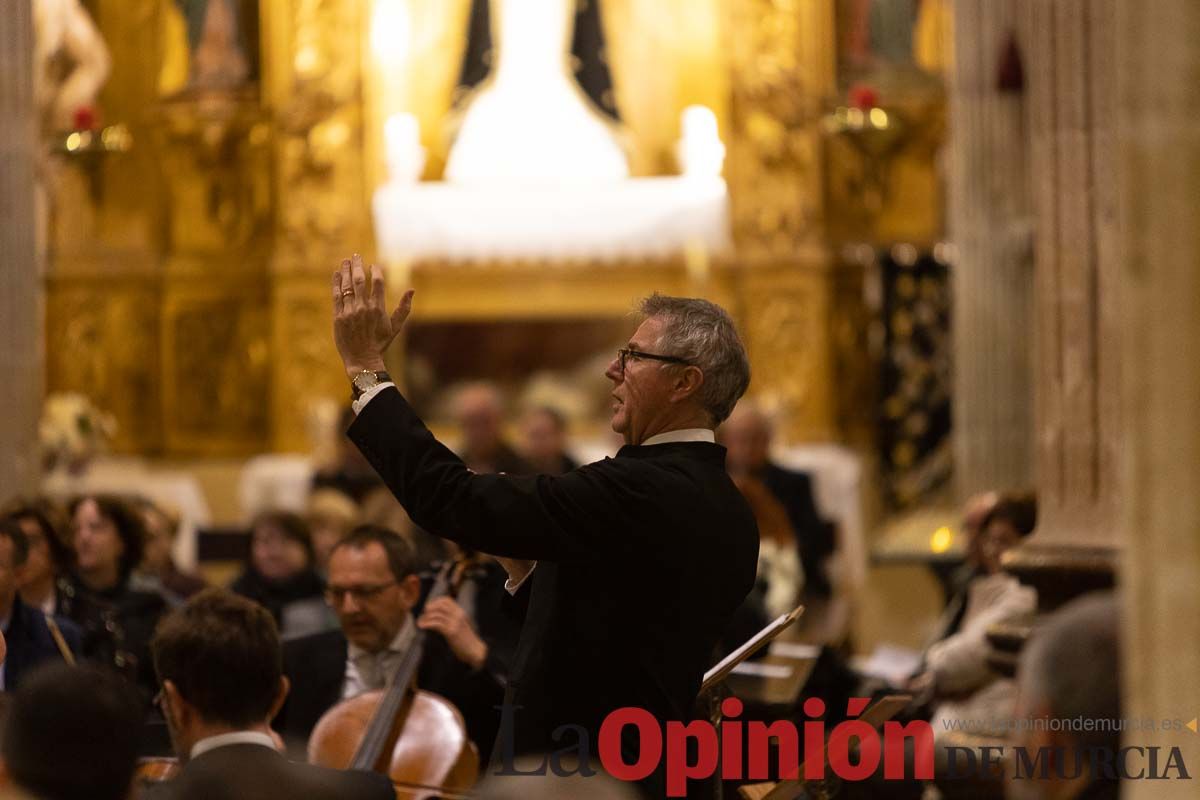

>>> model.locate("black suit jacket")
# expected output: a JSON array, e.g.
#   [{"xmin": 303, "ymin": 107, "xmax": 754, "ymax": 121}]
[
  {"xmin": 2, "ymin": 596, "xmax": 82, "ymax": 691},
  {"xmin": 143, "ymin": 743, "xmax": 393, "ymax": 800},
  {"xmin": 762, "ymin": 462, "xmax": 836, "ymax": 597},
  {"xmin": 349, "ymin": 388, "xmax": 760, "ymax": 765}
]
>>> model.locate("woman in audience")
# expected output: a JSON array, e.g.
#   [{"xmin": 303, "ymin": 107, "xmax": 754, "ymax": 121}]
[
  {"xmin": 134, "ymin": 498, "xmax": 207, "ymax": 606},
  {"xmin": 60, "ymin": 494, "xmax": 168, "ymax": 701},
  {"xmin": 230, "ymin": 510, "xmax": 335, "ymax": 639},
  {"xmin": 1, "ymin": 497, "xmax": 74, "ymax": 615}
]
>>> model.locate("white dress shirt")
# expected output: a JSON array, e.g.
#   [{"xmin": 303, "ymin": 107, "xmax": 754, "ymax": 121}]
[
  {"xmin": 190, "ymin": 730, "xmax": 278, "ymax": 760},
  {"xmin": 341, "ymin": 615, "xmax": 417, "ymax": 699}
]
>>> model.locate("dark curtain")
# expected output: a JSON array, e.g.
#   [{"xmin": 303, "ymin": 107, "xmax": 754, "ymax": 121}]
[{"xmin": 455, "ymin": 0, "xmax": 621, "ymax": 121}]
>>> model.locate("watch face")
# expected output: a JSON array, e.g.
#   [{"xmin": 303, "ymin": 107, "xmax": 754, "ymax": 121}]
[{"xmin": 353, "ymin": 371, "xmax": 379, "ymax": 392}]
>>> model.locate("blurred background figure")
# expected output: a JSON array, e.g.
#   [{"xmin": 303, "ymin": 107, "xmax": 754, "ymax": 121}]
[
  {"xmin": 720, "ymin": 402, "xmax": 836, "ymax": 598},
  {"xmin": 304, "ymin": 489, "xmax": 360, "ymax": 577},
  {"xmin": 518, "ymin": 406, "xmax": 578, "ymax": 475},
  {"xmin": 61, "ymin": 494, "xmax": 167, "ymax": 700},
  {"xmin": 135, "ymin": 498, "xmax": 207, "ymax": 606},
  {"xmin": 311, "ymin": 407, "xmax": 385, "ymax": 504},
  {"xmin": 0, "ymin": 518, "xmax": 80, "ymax": 691},
  {"xmin": 0, "ymin": 499, "xmax": 73, "ymax": 618},
  {"xmin": 230, "ymin": 511, "xmax": 335, "ymax": 640},
  {"xmin": 0, "ymin": 663, "xmax": 142, "ymax": 800},
  {"xmin": 924, "ymin": 493, "xmax": 1038, "ymax": 738},
  {"xmin": 454, "ymin": 382, "xmax": 531, "ymax": 475},
  {"xmin": 1010, "ymin": 593, "xmax": 1121, "ymax": 800}
]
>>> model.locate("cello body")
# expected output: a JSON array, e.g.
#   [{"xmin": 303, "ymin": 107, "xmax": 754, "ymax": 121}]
[{"xmin": 308, "ymin": 682, "xmax": 479, "ymax": 799}]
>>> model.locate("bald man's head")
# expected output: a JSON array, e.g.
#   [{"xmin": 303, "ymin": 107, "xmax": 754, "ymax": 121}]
[{"xmin": 719, "ymin": 402, "xmax": 772, "ymax": 474}]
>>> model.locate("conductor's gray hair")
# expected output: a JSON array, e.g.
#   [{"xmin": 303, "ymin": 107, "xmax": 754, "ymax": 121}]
[
  {"xmin": 1018, "ymin": 593, "xmax": 1121, "ymax": 753},
  {"xmin": 639, "ymin": 293, "xmax": 751, "ymax": 424}
]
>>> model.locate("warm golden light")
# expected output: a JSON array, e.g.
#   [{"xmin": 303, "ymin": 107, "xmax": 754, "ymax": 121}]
[
  {"xmin": 869, "ymin": 108, "xmax": 890, "ymax": 128},
  {"xmin": 65, "ymin": 132, "xmax": 82, "ymax": 152},
  {"xmin": 930, "ymin": 526, "xmax": 954, "ymax": 554}
]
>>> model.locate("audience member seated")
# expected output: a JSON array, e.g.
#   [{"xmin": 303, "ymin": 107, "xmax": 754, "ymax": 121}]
[
  {"xmin": 59, "ymin": 494, "xmax": 168, "ymax": 701},
  {"xmin": 230, "ymin": 511, "xmax": 335, "ymax": 640},
  {"xmin": 135, "ymin": 499, "xmax": 207, "ymax": 606},
  {"xmin": 732, "ymin": 474, "xmax": 805, "ymax": 618},
  {"xmin": 518, "ymin": 406, "xmax": 579, "ymax": 474},
  {"xmin": 146, "ymin": 589, "xmax": 393, "ymax": 800},
  {"xmin": 1010, "ymin": 593, "xmax": 1120, "ymax": 800},
  {"xmin": 924, "ymin": 491, "xmax": 1000, "ymax": 648},
  {"xmin": 453, "ymin": 382, "xmax": 532, "ymax": 475},
  {"xmin": 312, "ymin": 407, "xmax": 385, "ymax": 503},
  {"xmin": 0, "ymin": 663, "xmax": 143, "ymax": 800},
  {"xmin": 0, "ymin": 499, "xmax": 73, "ymax": 617},
  {"xmin": 278, "ymin": 526, "xmax": 518, "ymax": 765},
  {"xmin": 0, "ymin": 519, "xmax": 81, "ymax": 691},
  {"xmin": 720, "ymin": 403, "xmax": 836, "ymax": 597},
  {"xmin": 920, "ymin": 493, "xmax": 1038, "ymax": 737},
  {"xmin": 305, "ymin": 489, "xmax": 360, "ymax": 577}
]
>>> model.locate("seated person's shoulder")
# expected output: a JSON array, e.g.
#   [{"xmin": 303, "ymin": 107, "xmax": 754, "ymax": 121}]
[{"xmin": 282, "ymin": 627, "xmax": 346, "ymax": 661}]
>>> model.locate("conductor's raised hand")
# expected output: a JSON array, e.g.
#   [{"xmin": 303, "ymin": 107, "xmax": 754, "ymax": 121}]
[{"xmin": 331, "ymin": 254, "xmax": 415, "ymax": 379}]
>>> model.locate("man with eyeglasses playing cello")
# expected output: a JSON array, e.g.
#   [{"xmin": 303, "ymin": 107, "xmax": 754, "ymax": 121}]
[{"xmin": 330, "ymin": 255, "xmax": 759, "ymax": 796}]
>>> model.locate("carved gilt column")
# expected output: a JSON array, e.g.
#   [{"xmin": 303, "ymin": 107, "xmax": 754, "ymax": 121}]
[
  {"xmin": 1116, "ymin": 0, "xmax": 1200, "ymax": 789},
  {"xmin": 1005, "ymin": 0, "xmax": 1120, "ymax": 608},
  {"xmin": 724, "ymin": 0, "xmax": 838, "ymax": 442},
  {"xmin": 0, "ymin": 0, "xmax": 40, "ymax": 496},
  {"xmin": 947, "ymin": 0, "xmax": 1035, "ymax": 498},
  {"xmin": 262, "ymin": 0, "xmax": 375, "ymax": 451}
]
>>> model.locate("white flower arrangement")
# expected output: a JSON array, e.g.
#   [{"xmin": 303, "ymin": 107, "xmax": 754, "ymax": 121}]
[{"xmin": 39, "ymin": 392, "xmax": 117, "ymax": 473}]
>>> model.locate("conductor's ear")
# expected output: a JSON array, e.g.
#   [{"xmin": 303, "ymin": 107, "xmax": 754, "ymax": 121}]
[{"xmin": 670, "ymin": 365, "xmax": 705, "ymax": 404}]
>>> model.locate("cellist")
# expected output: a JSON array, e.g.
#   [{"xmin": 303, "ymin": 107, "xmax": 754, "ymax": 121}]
[{"xmin": 278, "ymin": 526, "xmax": 517, "ymax": 765}]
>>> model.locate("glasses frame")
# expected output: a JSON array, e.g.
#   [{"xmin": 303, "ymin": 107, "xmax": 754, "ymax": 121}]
[
  {"xmin": 617, "ymin": 347, "xmax": 693, "ymax": 374},
  {"xmin": 324, "ymin": 580, "xmax": 399, "ymax": 606}
]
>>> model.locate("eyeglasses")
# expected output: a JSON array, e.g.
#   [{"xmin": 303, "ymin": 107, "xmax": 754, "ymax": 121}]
[
  {"xmin": 324, "ymin": 581, "xmax": 398, "ymax": 605},
  {"xmin": 616, "ymin": 347, "xmax": 693, "ymax": 375}
]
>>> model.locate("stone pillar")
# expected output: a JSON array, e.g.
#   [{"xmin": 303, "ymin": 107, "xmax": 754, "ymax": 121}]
[
  {"xmin": 1003, "ymin": 0, "xmax": 1121, "ymax": 610},
  {"xmin": 1023, "ymin": 0, "xmax": 1120, "ymax": 549},
  {"xmin": 1116, "ymin": 0, "xmax": 1200, "ymax": 789},
  {"xmin": 0, "ymin": 2, "xmax": 41, "ymax": 497},
  {"xmin": 947, "ymin": 0, "xmax": 1035, "ymax": 498}
]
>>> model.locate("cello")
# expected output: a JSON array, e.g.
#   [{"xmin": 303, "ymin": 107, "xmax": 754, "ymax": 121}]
[{"xmin": 307, "ymin": 560, "xmax": 480, "ymax": 799}]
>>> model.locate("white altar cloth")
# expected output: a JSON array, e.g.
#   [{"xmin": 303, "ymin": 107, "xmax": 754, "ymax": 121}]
[{"xmin": 372, "ymin": 176, "xmax": 730, "ymax": 263}]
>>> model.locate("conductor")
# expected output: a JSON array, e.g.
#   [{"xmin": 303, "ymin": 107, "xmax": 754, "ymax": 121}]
[{"xmin": 330, "ymin": 255, "xmax": 759, "ymax": 787}]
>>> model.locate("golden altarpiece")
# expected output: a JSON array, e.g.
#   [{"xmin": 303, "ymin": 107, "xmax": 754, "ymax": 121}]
[{"xmin": 45, "ymin": 0, "xmax": 893, "ymax": 459}]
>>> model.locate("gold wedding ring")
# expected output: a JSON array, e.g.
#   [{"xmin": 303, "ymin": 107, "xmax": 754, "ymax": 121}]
[{"xmin": 341, "ymin": 289, "xmax": 354, "ymax": 298}]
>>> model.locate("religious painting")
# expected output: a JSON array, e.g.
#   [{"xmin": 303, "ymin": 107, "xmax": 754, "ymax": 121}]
[
  {"xmin": 835, "ymin": 0, "xmax": 951, "ymax": 82},
  {"xmin": 158, "ymin": 0, "xmax": 261, "ymax": 96}
]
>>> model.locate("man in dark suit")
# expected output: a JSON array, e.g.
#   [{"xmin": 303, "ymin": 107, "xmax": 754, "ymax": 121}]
[
  {"xmin": 720, "ymin": 402, "xmax": 837, "ymax": 598},
  {"xmin": 147, "ymin": 589, "xmax": 392, "ymax": 800},
  {"xmin": 278, "ymin": 526, "xmax": 520, "ymax": 765},
  {"xmin": 331, "ymin": 255, "xmax": 760, "ymax": 792},
  {"xmin": 0, "ymin": 517, "xmax": 81, "ymax": 691}
]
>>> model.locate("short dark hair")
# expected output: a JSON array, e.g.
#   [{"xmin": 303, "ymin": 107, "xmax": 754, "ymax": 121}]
[
  {"xmin": 250, "ymin": 510, "xmax": 315, "ymax": 565},
  {"xmin": 983, "ymin": 492, "xmax": 1038, "ymax": 537},
  {"xmin": 151, "ymin": 589, "xmax": 282, "ymax": 728},
  {"xmin": 1, "ymin": 497, "xmax": 73, "ymax": 571},
  {"xmin": 68, "ymin": 494, "xmax": 146, "ymax": 582},
  {"xmin": 331, "ymin": 525, "xmax": 419, "ymax": 582},
  {"xmin": 0, "ymin": 517, "xmax": 30, "ymax": 568},
  {"xmin": 2, "ymin": 663, "xmax": 142, "ymax": 800}
]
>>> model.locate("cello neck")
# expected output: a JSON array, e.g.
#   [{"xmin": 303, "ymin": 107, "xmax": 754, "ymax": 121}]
[{"xmin": 347, "ymin": 560, "xmax": 456, "ymax": 772}]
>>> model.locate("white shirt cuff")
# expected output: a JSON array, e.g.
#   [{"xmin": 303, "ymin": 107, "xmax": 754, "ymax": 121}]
[
  {"xmin": 351, "ymin": 382, "xmax": 395, "ymax": 415},
  {"xmin": 503, "ymin": 561, "xmax": 537, "ymax": 595}
]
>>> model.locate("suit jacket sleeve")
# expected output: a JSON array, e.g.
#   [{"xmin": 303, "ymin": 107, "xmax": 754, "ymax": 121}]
[{"xmin": 349, "ymin": 386, "xmax": 654, "ymax": 563}]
